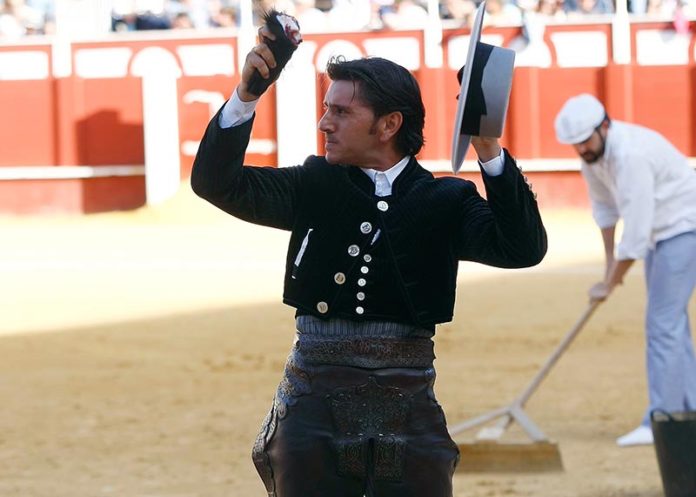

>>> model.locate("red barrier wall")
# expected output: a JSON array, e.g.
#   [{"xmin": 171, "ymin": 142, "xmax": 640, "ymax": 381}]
[{"xmin": 0, "ymin": 20, "xmax": 693, "ymax": 214}]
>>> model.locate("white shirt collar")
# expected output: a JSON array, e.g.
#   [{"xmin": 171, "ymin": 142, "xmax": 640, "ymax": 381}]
[{"xmin": 360, "ymin": 156, "xmax": 411, "ymax": 188}]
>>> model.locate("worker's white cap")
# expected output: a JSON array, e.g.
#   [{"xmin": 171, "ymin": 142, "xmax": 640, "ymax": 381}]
[{"xmin": 554, "ymin": 94, "xmax": 606, "ymax": 145}]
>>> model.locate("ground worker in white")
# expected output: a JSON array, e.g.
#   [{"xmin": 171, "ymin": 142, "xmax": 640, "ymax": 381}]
[{"xmin": 555, "ymin": 93, "xmax": 696, "ymax": 447}]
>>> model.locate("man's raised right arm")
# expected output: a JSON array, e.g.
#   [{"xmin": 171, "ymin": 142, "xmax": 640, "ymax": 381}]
[
  {"xmin": 191, "ymin": 25, "xmax": 278, "ymax": 191},
  {"xmin": 190, "ymin": 27, "xmax": 302, "ymax": 230}
]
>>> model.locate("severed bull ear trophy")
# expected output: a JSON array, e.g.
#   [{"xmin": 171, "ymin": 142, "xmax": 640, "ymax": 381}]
[{"xmin": 246, "ymin": 9, "xmax": 303, "ymax": 97}]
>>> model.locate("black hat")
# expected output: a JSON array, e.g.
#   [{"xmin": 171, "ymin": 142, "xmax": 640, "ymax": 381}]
[{"xmin": 451, "ymin": 2, "xmax": 516, "ymax": 173}]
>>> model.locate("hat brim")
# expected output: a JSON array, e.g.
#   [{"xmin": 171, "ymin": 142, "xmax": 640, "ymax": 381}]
[
  {"xmin": 556, "ymin": 127, "xmax": 596, "ymax": 145},
  {"xmin": 451, "ymin": 2, "xmax": 485, "ymax": 174}
]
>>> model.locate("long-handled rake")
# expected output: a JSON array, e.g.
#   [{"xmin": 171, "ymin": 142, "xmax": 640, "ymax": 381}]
[{"xmin": 449, "ymin": 301, "xmax": 601, "ymax": 472}]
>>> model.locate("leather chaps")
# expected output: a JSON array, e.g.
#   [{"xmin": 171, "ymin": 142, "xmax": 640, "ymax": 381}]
[{"xmin": 252, "ymin": 342, "xmax": 459, "ymax": 497}]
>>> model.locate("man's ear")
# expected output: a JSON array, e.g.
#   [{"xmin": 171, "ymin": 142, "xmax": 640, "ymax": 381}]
[{"xmin": 379, "ymin": 111, "xmax": 404, "ymax": 142}]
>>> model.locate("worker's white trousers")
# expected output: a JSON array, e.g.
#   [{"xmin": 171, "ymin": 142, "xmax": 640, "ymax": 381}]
[{"xmin": 641, "ymin": 230, "xmax": 696, "ymax": 426}]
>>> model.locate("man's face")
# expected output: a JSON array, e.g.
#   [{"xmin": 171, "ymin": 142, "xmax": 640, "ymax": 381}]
[
  {"xmin": 318, "ymin": 80, "xmax": 381, "ymax": 166},
  {"xmin": 573, "ymin": 126, "xmax": 606, "ymax": 164}
]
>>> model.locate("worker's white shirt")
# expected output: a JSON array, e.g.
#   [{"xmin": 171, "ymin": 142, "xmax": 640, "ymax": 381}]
[{"xmin": 581, "ymin": 121, "xmax": 696, "ymax": 260}]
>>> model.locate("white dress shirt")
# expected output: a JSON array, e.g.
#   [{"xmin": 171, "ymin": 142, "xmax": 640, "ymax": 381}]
[
  {"xmin": 581, "ymin": 120, "xmax": 696, "ymax": 260},
  {"xmin": 219, "ymin": 89, "xmax": 505, "ymax": 195}
]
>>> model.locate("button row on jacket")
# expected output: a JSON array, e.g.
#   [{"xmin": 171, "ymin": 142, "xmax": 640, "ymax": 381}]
[
  {"xmin": 355, "ymin": 242, "xmax": 373, "ymax": 314},
  {"xmin": 514, "ymin": 159, "xmax": 538, "ymax": 199},
  {"xmin": 326, "ymin": 222, "xmax": 378, "ymax": 317},
  {"xmin": 523, "ymin": 175, "xmax": 538, "ymax": 200}
]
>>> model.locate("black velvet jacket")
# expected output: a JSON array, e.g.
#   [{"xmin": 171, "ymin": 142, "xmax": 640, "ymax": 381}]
[{"xmin": 191, "ymin": 113, "xmax": 547, "ymax": 327}]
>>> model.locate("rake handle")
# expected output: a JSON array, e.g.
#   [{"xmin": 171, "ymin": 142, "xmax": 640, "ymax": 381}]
[
  {"xmin": 515, "ymin": 301, "xmax": 601, "ymax": 408},
  {"xmin": 448, "ymin": 301, "xmax": 602, "ymax": 440}
]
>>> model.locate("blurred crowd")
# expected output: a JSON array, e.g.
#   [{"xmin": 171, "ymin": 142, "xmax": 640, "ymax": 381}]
[
  {"xmin": 0, "ymin": 0, "xmax": 694, "ymax": 40},
  {"xmin": 110, "ymin": 0, "xmax": 238, "ymax": 31},
  {"xmin": 0, "ymin": 0, "xmax": 54, "ymax": 37}
]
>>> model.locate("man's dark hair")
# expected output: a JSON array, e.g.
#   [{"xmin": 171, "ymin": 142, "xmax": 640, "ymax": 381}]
[{"xmin": 326, "ymin": 57, "xmax": 425, "ymax": 156}]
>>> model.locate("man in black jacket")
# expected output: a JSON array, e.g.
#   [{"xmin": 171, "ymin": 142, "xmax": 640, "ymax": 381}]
[{"xmin": 192, "ymin": 26, "xmax": 547, "ymax": 497}]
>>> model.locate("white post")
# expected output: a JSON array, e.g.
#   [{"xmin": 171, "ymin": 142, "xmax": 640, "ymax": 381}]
[
  {"xmin": 424, "ymin": 0, "xmax": 443, "ymax": 68},
  {"xmin": 133, "ymin": 48, "xmax": 182, "ymax": 205},
  {"xmin": 237, "ymin": 0, "xmax": 256, "ymax": 74},
  {"xmin": 51, "ymin": 36, "xmax": 72, "ymax": 78},
  {"xmin": 276, "ymin": 43, "xmax": 318, "ymax": 166},
  {"xmin": 142, "ymin": 74, "xmax": 181, "ymax": 205},
  {"xmin": 612, "ymin": 0, "xmax": 632, "ymax": 64}
]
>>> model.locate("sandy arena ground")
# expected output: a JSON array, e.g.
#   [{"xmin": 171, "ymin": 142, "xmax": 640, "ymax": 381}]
[{"xmin": 1, "ymin": 184, "xmax": 692, "ymax": 497}]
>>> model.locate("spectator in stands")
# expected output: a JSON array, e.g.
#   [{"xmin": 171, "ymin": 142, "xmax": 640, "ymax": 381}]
[
  {"xmin": 171, "ymin": 10, "xmax": 194, "ymax": 27},
  {"xmin": 509, "ymin": 0, "xmax": 553, "ymax": 67},
  {"xmin": 673, "ymin": 0, "xmax": 693, "ymax": 33},
  {"xmin": 293, "ymin": 0, "xmax": 329, "ymax": 32},
  {"xmin": 327, "ymin": 0, "xmax": 373, "ymax": 31},
  {"xmin": 163, "ymin": 0, "xmax": 209, "ymax": 28},
  {"xmin": 0, "ymin": 0, "xmax": 45, "ymax": 38},
  {"xmin": 210, "ymin": 4, "xmax": 237, "ymax": 27},
  {"xmin": 255, "ymin": 0, "xmax": 296, "ymax": 23},
  {"xmin": 135, "ymin": 11, "xmax": 172, "ymax": 28},
  {"xmin": 565, "ymin": 0, "xmax": 614, "ymax": 15},
  {"xmin": 27, "ymin": 0, "xmax": 52, "ymax": 32},
  {"xmin": 364, "ymin": 0, "xmax": 388, "ymax": 30},
  {"xmin": 112, "ymin": 0, "xmax": 172, "ymax": 31},
  {"xmin": 440, "ymin": 0, "xmax": 477, "ymax": 23},
  {"xmin": 646, "ymin": 0, "xmax": 677, "ymax": 15},
  {"xmin": 484, "ymin": 0, "xmax": 523, "ymax": 25},
  {"xmin": 535, "ymin": 0, "xmax": 567, "ymax": 19},
  {"xmin": 381, "ymin": 0, "xmax": 429, "ymax": 29}
]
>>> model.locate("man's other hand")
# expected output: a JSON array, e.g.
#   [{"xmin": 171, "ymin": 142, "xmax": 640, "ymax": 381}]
[
  {"xmin": 589, "ymin": 281, "xmax": 611, "ymax": 303},
  {"xmin": 471, "ymin": 136, "xmax": 502, "ymax": 163}
]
